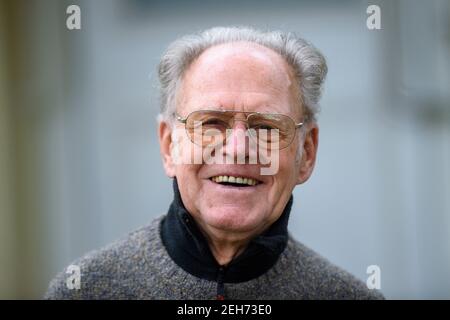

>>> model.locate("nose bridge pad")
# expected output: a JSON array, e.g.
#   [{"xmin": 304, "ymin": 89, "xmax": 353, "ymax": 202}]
[
  {"xmin": 224, "ymin": 117, "xmax": 248, "ymax": 141},
  {"xmin": 232, "ymin": 118, "xmax": 249, "ymax": 131}
]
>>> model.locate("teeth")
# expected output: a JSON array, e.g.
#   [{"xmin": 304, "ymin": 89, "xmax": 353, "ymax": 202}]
[{"xmin": 211, "ymin": 175, "xmax": 258, "ymax": 186}]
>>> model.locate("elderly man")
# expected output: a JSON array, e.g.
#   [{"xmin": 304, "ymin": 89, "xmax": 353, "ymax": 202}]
[{"xmin": 46, "ymin": 27, "xmax": 383, "ymax": 300}]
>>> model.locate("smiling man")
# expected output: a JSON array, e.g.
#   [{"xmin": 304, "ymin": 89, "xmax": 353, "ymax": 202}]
[{"xmin": 45, "ymin": 27, "xmax": 383, "ymax": 300}]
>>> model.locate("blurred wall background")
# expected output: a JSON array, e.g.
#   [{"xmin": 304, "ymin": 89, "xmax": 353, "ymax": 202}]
[{"xmin": 0, "ymin": 0, "xmax": 449, "ymax": 299}]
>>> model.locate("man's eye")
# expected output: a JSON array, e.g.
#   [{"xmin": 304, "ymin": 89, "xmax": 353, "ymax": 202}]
[
  {"xmin": 203, "ymin": 119, "xmax": 227, "ymax": 126},
  {"xmin": 253, "ymin": 124, "xmax": 277, "ymax": 130}
]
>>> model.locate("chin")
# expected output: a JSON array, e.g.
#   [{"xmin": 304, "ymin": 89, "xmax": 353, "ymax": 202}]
[{"xmin": 202, "ymin": 206, "xmax": 264, "ymax": 233}]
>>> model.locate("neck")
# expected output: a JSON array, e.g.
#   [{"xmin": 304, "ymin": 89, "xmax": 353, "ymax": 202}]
[
  {"xmin": 195, "ymin": 220, "xmax": 272, "ymax": 266},
  {"xmin": 208, "ymin": 240, "xmax": 247, "ymax": 266}
]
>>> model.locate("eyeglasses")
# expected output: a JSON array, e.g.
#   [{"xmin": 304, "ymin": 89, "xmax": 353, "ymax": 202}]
[{"xmin": 176, "ymin": 109, "xmax": 304, "ymax": 150}]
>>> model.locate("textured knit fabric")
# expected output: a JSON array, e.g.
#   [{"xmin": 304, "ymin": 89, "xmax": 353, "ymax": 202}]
[{"xmin": 45, "ymin": 214, "xmax": 384, "ymax": 299}]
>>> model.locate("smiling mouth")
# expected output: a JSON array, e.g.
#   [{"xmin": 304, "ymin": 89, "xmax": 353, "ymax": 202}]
[{"xmin": 210, "ymin": 175, "xmax": 260, "ymax": 187}]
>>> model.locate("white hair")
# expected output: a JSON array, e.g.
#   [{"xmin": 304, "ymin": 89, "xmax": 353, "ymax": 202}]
[{"xmin": 157, "ymin": 26, "xmax": 327, "ymax": 124}]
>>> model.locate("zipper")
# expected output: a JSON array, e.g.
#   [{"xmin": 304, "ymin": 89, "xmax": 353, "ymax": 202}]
[{"xmin": 216, "ymin": 266, "xmax": 226, "ymax": 300}]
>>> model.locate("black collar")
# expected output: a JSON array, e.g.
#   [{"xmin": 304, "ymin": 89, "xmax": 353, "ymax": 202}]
[{"xmin": 160, "ymin": 178, "xmax": 293, "ymax": 283}]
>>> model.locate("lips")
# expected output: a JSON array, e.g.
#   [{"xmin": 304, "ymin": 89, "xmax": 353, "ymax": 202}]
[{"xmin": 210, "ymin": 175, "xmax": 260, "ymax": 187}]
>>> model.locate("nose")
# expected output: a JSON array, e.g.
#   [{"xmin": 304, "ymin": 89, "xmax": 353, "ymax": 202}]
[{"xmin": 223, "ymin": 120, "xmax": 250, "ymax": 163}]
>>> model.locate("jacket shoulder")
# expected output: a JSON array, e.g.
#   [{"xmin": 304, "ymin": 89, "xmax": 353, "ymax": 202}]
[
  {"xmin": 287, "ymin": 238, "xmax": 384, "ymax": 300},
  {"xmin": 44, "ymin": 218, "xmax": 162, "ymax": 300}
]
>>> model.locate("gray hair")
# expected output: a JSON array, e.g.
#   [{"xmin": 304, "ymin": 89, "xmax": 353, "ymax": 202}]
[{"xmin": 157, "ymin": 26, "xmax": 327, "ymax": 124}]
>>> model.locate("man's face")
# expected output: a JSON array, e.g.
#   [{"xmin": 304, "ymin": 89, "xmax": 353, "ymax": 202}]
[{"xmin": 159, "ymin": 42, "xmax": 318, "ymax": 238}]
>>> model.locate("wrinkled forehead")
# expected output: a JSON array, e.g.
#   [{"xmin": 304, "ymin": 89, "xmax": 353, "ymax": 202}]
[{"xmin": 178, "ymin": 42, "xmax": 301, "ymax": 118}]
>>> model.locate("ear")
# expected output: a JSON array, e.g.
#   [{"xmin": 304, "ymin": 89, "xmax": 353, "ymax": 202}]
[
  {"xmin": 296, "ymin": 123, "xmax": 319, "ymax": 184},
  {"xmin": 158, "ymin": 120, "xmax": 176, "ymax": 178}
]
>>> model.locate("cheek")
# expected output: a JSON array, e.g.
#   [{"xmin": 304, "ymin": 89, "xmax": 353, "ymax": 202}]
[
  {"xmin": 172, "ymin": 135, "xmax": 203, "ymax": 182},
  {"xmin": 175, "ymin": 164, "xmax": 203, "ymax": 212},
  {"xmin": 276, "ymin": 149, "xmax": 300, "ymax": 185},
  {"xmin": 175, "ymin": 164, "xmax": 202, "ymax": 182},
  {"xmin": 171, "ymin": 133, "xmax": 203, "ymax": 165}
]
